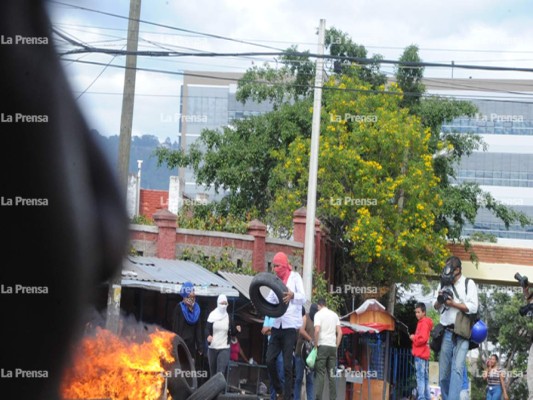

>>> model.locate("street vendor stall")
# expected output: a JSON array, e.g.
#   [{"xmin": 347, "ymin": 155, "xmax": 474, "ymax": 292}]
[{"xmin": 340, "ymin": 299, "xmax": 395, "ymax": 400}]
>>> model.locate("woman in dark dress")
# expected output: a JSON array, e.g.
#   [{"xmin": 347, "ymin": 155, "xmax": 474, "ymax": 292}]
[{"xmin": 172, "ymin": 281, "xmax": 203, "ymax": 362}]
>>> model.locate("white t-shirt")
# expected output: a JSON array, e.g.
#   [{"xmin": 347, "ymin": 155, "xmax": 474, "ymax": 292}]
[
  {"xmin": 210, "ymin": 315, "xmax": 230, "ymax": 349},
  {"xmin": 314, "ymin": 307, "xmax": 340, "ymax": 347}
]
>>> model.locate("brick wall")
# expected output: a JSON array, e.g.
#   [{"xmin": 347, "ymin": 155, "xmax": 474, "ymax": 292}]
[
  {"xmin": 448, "ymin": 242, "xmax": 533, "ymax": 266},
  {"xmin": 139, "ymin": 189, "xmax": 168, "ymax": 220}
]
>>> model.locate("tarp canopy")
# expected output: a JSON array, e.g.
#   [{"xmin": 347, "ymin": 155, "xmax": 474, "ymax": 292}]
[
  {"xmin": 341, "ymin": 299, "xmax": 395, "ymax": 333},
  {"xmin": 340, "ymin": 321, "xmax": 380, "ymax": 335},
  {"xmin": 121, "ymin": 256, "xmax": 239, "ymax": 297}
]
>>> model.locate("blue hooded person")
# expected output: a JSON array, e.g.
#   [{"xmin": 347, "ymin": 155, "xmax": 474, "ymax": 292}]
[{"xmin": 172, "ymin": 281, "xmax": 203, "ymax": 361}]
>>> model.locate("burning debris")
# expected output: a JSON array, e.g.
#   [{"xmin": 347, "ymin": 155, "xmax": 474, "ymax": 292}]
[{"xmin": 61, "ymin": 325, "xmax": 176, "ymax": 400}]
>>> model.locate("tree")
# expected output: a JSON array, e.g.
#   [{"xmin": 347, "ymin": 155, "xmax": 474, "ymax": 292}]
[
  {"xmin": 155, "ymin": 30, "xmax": 531, "ymax": 314},
  {"xmin": 395, "ymin": 44, "xmax": 425, "ymax": 110},
  {"xmin": 268, "ymin": 72, "xmax": 449, "ymax": 291},
  {"xmin": 469, "ymin": 288, "xmax": 533, "ymax": 399},
  {"xmin": 155, "ymin": 99, "xmax": 312, "ymax": 218},
  {"xmin": 394, "ymin": 46, "xmax": 531, "ymax": 256}
]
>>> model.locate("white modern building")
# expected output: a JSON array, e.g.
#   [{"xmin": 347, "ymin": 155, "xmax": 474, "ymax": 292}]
[
  {"xmin": 178, "ymin": 72, "xmax": 274, "ymax": 201},
  {"xmin": 427, "ymin": 79, "xmax": 533, "ymax": 240}
]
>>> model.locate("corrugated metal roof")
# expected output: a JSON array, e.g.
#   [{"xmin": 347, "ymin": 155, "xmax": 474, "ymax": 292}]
[
  {"xmin": 121, "ymin": 256, "xmax": 239, "ymax": 298},
  {"xmin": 217, "ymin": 271, "xmax": 254, "ymax": 299}
]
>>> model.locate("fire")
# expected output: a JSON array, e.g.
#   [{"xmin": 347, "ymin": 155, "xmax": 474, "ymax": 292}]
[{"xmin": 61, "ymin": 326, "xmax": 176, "ymax": 400}]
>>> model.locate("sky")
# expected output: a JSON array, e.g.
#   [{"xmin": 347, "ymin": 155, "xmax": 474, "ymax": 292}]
[{"xmin": 47, "ymin": 0, "xmax": 533, "ymax": 143}]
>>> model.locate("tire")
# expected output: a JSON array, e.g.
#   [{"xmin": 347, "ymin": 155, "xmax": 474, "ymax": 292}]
[
  {"xmin": 249, "ymin": 272, "xmax": 289, "ymax": 318},
  {"xmin": 166, "ymin": 335, "xmax": 198, "ymax": 400},
  {"xmin": 185, "ymin": 372, "xmax": 226, "ymax": 400}
]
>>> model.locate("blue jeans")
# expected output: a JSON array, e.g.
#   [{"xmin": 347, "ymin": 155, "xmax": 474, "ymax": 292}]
[
  {"xmin": 270, "ymin": 352, "xmax": 284, "ymax": 400},
  {"xmin": 439, "ymin": 330, "xmax": 469, "ymax": 400},
  {"xmin": 415, "ymin": 357, "xmax": 430, "ymax": 400},
  {"xmin": 486, "ymin": 384, "xmax": 502, "ymax": 399},
  {"xmin": 294, "ymin": 355, "xmax": 314, "ymax": 400}
]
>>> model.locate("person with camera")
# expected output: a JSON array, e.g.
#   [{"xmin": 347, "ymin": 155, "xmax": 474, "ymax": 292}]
[
  {"xmin": 434, "ymin": 256, "xmax": 479, "ymax": 400},
  {"xmin": 515, "ymin": 272, "xmax": 533, "ymax": 399}
]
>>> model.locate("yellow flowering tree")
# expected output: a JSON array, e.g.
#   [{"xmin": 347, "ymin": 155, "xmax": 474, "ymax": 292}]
[{"xmin": 270, "ymin": 72, "xmax": 449, "ymax": 291}]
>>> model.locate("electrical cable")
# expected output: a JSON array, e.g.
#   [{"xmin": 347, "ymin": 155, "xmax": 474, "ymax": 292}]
[{"xmin": 49, "ymin": 0, "xmax": 285, "ymax": 51}]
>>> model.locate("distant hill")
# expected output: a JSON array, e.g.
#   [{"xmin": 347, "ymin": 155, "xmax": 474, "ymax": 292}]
[{"xmin": 91, "ymin": 130, "xmax": 180, "ymax": 190}]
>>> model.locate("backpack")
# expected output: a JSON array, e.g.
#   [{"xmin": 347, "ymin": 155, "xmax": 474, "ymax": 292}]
[{"xmin": 451, "ymin": 278, "xmax": 481, "ymax": 349}]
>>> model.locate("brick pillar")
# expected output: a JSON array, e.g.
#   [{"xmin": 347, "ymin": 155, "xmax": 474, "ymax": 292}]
[
  {"xmin": 248, "ymin": 219, "xmax": 267, "ymax": 272},
  {"xmin": 315, "ymin": 219, "xmax": 323, "ymax": 273},
  {"xmin": 153, "ymin": 209, "xmax": 177, "ymax": 259},
  {"xmin": 320, "ymin": 227, "xmax": 329, "ymax": 279},
  {"xmin": 293, "ymin": 207, "xmax": 307, "ymax": 243}
]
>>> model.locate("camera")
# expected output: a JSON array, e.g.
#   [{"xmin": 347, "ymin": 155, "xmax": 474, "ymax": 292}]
[
  {"xmin": 437, "ymin": 288, "xmax": 454, "ymax": 304},
  {"xmin": 519, "ymin": 303, "xmax": 533, "ymax": 317},
  {"xmin": 515, "ymin": 272, "xmax": 529, "ymax": 289}
]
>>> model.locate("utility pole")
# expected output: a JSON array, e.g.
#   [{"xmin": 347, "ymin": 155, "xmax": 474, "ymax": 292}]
[
  {"xmin": 302, "ymin": 19, "xmax": 325, "ymax": 300},
  {"xmin": 106, "ymin": 0, "xmax": 142, "ymax": 333},
  {"xmin": 136, "ymin": 160, "xmax": 143, "ymax": 215}
]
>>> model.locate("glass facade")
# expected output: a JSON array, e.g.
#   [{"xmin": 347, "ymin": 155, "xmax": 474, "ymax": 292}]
[
  {"xmin": 443, "ymin": 97, "xmax": 533, "ymax": 239},
  {"xmin": 180, "ymin": 77, "xmax": 274, "ymax": 200}
]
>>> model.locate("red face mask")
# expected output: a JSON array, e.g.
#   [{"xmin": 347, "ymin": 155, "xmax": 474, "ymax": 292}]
[{"xmin": 274, "ymin": 264, "xmax": 291, "ymax": 284}]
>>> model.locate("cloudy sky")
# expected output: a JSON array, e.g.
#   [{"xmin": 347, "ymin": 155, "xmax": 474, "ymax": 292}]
[{"xmin": 47, "ymin": 0, "xmax": 533, "ymax": 142}]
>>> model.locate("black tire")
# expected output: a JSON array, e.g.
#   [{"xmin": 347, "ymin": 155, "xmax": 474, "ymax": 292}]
[
  {"xmin": 166, "ymin": 335, "xmax": 198, "ymax": 400},
  {"xmin": 249, "ymin": 272, "xmax": 289, "ymax": 318},
  {"xmin": 186, "ymin": 372, "xmax": 226, "ymax": 400}
]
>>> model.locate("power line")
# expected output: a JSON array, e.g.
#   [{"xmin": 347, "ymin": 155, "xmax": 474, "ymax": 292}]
[
  {"xmin": 49, "ymin": 0, "xmax": 284, "ymax": 51},
  {"xmin": 59, "ymin": 57, "xmax": 533, "ymax": 102},
  {"xmin": 51, "ymin": 22, "xmax": 533, "ymax": 56},
  {"xmin": 55, "ymin": 33, "xmax": 533, "ymax": 74}
]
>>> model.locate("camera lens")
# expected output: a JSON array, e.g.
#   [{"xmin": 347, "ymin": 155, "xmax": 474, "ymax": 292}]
[{"xmin": 515, "ymin": 272, "xmax": 523, "ymax": 281}]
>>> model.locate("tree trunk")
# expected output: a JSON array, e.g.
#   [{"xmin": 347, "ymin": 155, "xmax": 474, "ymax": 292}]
[{"xmin": 387, "ymin": 283, "xmax": 397, "ymax": 314}]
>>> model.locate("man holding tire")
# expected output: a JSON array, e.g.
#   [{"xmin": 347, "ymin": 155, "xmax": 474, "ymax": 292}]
[{"xmin": 266, "ymin": 252, "xmax": 306, "ymax": 400}]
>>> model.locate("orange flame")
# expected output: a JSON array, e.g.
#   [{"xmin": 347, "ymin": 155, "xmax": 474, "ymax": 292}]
[{"xmin": 61, "ymin": 327, "xmax": 175, "ymax": 400}]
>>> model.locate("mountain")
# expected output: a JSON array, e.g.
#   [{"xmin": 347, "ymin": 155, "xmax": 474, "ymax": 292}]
[{"xmin": 91, "ymin": 130, "xmax": 180, "ymax": 190}]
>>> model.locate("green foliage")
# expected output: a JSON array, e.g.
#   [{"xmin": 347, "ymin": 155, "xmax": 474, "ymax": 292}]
[
  {"xmin": 270, "ymin": 73, "xmax": 449, "ymax": 285},
  {"xmin": 180, "ymin": 246, "xmax": 254, "ymax": 275},
  {"xmin": 177, "ymin": 202, "xmax": 251, "ymax": 234},
  {"xmin": 325, "ymin": 27, "xmax": 386, "ymax": 88},
  {"xmin": 130, "ymin": 214, "xmax": 154, "ymax": 225},
  {"xmin": 395, "ymin": 44, "xmax": 425, "ymax": 109},
  {"xmin": 468, "ymin": 289, "xmax": 533, "ymax": 399},
  {"xmin": 469, "ymin": 232, "xmax": 498, "ymax": 243},
  {"xmin": 156, "ymin": 100, "xmax": 313, "ymax": 220},
  {"xmin": 311, "ymin": 270, "xmax": 342, "ymax": 313},
  {"xmin": 155, "ymin": 29, "xmax": 532, "ymax": 299}
]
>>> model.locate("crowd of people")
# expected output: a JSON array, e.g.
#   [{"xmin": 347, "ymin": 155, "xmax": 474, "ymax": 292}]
[
  {"xmin": 171, "ymin": 252, "xmax": 344, "ymax": 400},
  {"xmin": 171, "ymin": 253, "xmax": 518, "ymax": 400},
  {"xmin": 169, "ymin": 250, "xmax": 533, "ymax": 400}
]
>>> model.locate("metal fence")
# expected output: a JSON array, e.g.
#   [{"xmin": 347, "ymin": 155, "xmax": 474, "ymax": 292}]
[
  {"xmin": 355, "ymin": 334, "xmax": 415, "ymax": 400},
  {"xmin": 389, "ymin": 347, "xmax": 416, "ymax": 399}
]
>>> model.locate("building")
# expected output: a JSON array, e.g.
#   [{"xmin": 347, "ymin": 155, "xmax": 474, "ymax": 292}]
[
  {"xmin": 179, "ymin": 71, "xmax": 274, "ymax": 202},
  {"xmin": 426, "ymin": 78, "xmax": 533, "ymax": 240}
]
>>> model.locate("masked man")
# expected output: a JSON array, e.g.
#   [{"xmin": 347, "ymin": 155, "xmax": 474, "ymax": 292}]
[
  {"xmin": 434, "ymin": 256, "xmax": 478, "ymax": 400},
  {"xmin": 266, "ymin": 252, "xmax": 306, "ymax": 400}
]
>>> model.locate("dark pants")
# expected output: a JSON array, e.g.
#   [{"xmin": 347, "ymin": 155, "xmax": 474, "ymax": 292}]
[
  {"xmin": 208, "ymin": 347, "xmax": 230, "ymax": 378},
  {"xmin": 314, "ymin": 345, "xmax": 337, "ymax": 400},
  {"xmin": 266, "ymin": 327, "xmax": 297, "ymax": 398},
  {"xmin": 269, "ymin": 352, "xmax": 284, "ymax": 400}
]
